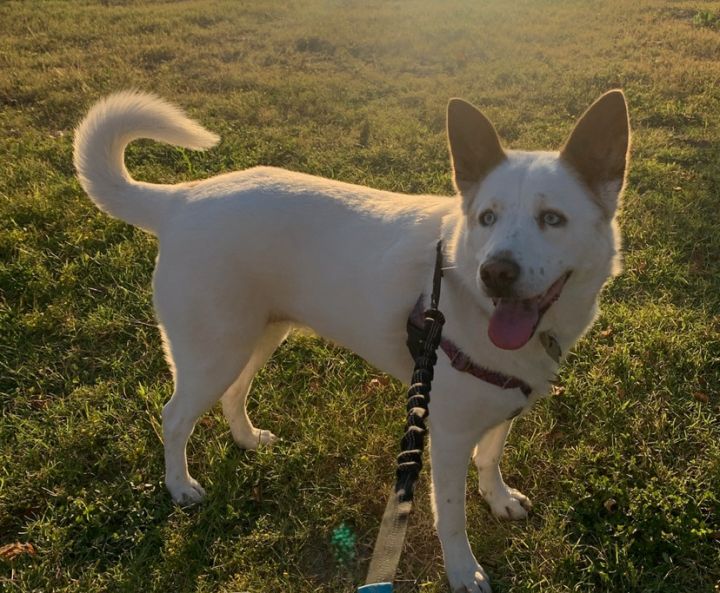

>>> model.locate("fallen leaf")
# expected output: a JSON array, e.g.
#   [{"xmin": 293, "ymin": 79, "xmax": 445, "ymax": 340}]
[
  {"xmin": 364, "ymin": 376, "xmax": 391, "ymax": 393},
  {"xmin": 692, "ymin": 391, "xmax": 709, "ymax": 403},
  {"xmin": 546, "ymin": 429, "xmax": 566, "ymax": 444},
  {"xmin": 0, "ymin": 542, "xmax": 36, "ymax": 561},
  {"xmin": 551, "ymin": 385, "xmax": 565, "ymax": 396}
]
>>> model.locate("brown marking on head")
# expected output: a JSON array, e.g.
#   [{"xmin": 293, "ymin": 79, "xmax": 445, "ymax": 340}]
[
  {"xmin": 560, "ymin": 90, "xmax": 631, "ymax": 218},
  {"xmin": 447, "ymin": 98, "xmax": 506, "ymax": 208}
]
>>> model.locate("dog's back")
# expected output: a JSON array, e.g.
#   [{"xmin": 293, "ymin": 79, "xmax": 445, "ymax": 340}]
[{"xmin": 73, "ymin": 92, "xmax": 451, "ymax": 376}]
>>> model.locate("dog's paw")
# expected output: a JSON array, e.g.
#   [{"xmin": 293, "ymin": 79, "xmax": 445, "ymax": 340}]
[
  {"xmin": 447, "ymin": 563, "xmax": 492, "ymax": 593},
  {"xmin": 234, "ymin": 428, "xmax": 278, "ymax": 450},
  {"xmin": 484, "ymin": 486, "xmax": 531, "ymax": 520},
  {"xmin": 167, "ymin": 477, "xmax": 206, "ymax": 506}
]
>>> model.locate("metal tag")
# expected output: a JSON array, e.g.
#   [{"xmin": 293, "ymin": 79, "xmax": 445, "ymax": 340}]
[{"xmin": 539, "ymin": 331, "xmax": 562, "ymax": 363}]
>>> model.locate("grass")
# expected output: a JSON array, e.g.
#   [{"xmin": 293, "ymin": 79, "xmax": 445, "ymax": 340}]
[{"xmin": 1, "ymin": 0, "xmax": 719, "ymax": 591}]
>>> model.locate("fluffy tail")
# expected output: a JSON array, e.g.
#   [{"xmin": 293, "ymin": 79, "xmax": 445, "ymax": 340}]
[{"xmin": 73, "ymin": 91, "xmax": 219, "ymax": 234}]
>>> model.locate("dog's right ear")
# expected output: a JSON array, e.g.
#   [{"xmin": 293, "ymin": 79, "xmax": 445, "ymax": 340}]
[
  {"xmin": 447, "ymin": 98, "xmax": 506, "ymax": 207},
  {"xmin": 560, "ymin": 90, "xmax": 630, "ymax": 218}
]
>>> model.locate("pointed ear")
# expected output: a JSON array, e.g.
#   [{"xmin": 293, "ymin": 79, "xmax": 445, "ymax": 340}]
[
  {"xmin": 447, "ymin": 98, "xmax": 505, "ymax": 205},
  {"xmin": 560, "ymin": 90, "xmax": 630, "ymax": 218}
]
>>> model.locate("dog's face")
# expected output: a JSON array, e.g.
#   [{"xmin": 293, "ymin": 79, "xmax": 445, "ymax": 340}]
[{"xmin": 447, "ymin": 92, "xmax": 630, "ymax": 350}]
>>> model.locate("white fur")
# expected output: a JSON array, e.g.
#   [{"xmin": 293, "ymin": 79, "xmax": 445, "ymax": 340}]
[{"xmin": 74, "ymin": 92, "xmax": 623, "ymax": 593}]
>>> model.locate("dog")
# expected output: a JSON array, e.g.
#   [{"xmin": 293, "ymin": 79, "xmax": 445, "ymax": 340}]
[{"xmin": 74, "ymin": 89, "xmax": 629, "ymax": 592}]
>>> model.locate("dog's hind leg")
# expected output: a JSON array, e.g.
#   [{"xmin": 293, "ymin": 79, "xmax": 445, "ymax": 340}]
[
  {"xmin": 221, "ymin": 322, "xmax": 291, "ymax": 449},
  {"xmin": 472, "ymin": 420, "xmax": 531, "ymax": 520},
  {"xmin": 160, "ymin": 316, "xmax": 266, "ymax": 506}
]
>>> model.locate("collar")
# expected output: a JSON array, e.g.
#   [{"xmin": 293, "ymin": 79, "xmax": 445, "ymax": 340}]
[{"xmin": 408, "ymin": 296, "xmax": 532, "ymax": 397}]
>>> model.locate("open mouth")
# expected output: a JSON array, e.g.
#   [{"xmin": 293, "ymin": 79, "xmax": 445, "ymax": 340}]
[{"xmin": 488, "ymin": 271, "xmax": 572, "ymax": 350}]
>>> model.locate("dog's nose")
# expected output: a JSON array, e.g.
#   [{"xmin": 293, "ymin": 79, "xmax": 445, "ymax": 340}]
[{"xmin": 480, "ymin": 256, "xmax": 520, "ymax": 295}]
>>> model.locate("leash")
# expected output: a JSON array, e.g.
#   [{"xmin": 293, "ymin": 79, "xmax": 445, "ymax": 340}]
[
  {"xmin": 357, "ymin": 243, "xmax": 553, "ymax": 592},
  {"xmin": 358, "ymin": 242, "xmax": 445, "ymax": 593}
]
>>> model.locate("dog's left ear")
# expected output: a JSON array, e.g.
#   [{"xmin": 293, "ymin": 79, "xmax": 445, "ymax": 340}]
[
  {"xmin": 447, "ymin": 98, "xmax": 506, "ymax": 208},
  {"xmin": 561, "ymin": 90, "xmax": 630, "ymax": 218}
]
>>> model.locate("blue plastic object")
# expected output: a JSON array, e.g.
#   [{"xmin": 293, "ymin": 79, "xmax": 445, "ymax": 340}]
[{"xmin": 357, "ymin": 584, "xmax": 393, "ymax": 593}]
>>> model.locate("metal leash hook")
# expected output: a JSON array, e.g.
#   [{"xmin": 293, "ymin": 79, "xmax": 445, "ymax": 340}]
[{"xmin": 358, "ymin": 242, "xmax": 445, "ymax": 593}]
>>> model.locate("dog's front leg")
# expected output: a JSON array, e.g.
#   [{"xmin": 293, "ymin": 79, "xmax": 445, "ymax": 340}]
[
  {"xmin": 473, "ymin": 421, "xmax": 531, "ymax": 520},
  {"xmin": 430, "ymin": 428, "xmax": 492, "ymax": 593}
]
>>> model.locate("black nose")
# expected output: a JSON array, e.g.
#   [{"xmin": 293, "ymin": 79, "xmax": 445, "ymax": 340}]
[{"xmin": 480, "ymin": 256, "xmax": 520, "ymax": 295}]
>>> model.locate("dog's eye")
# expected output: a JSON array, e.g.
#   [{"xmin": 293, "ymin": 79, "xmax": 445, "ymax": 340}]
[
  {"xmin": 540, "ymin": 210, "xmax": 566, "ymax": 228},
  {"xmin": 479, "ymin": 210, "xmax": 496, "ymax": 227}
]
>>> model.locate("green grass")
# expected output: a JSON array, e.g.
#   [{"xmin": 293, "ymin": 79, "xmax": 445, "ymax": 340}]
[{"xmin": 1, "ymin": 0, "xmax": 720, "ymax": 591}]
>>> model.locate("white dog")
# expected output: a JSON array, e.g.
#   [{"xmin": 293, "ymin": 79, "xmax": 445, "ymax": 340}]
[{"xmin": 74, "ymin": 90, "xmax": 629, "ymax": 592}]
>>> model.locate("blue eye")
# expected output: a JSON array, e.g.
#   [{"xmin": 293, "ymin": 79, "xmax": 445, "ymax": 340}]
[
  {"xmin": 540, "ymin": 210, "xmax": 566, "ymax": 227},
  {"xmin": 479, "ymin": 210, "xmax": 496, "ymax": 226}
]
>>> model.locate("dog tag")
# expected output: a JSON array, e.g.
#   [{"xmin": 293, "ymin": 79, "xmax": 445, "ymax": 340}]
[{"xmin": 539, "ymin": 331, "xmax": 561, "ymax": 363}]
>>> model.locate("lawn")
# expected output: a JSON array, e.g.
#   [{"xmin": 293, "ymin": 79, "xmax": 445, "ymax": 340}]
[{"xmin": 1, "ymin": 0, "xmax": 719, "ymax": 592}]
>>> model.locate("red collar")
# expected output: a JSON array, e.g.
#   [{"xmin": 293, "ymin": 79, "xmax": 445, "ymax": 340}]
[{"xmin": 409, "ymin": 297, "xmax": 532, "ymax": 397}]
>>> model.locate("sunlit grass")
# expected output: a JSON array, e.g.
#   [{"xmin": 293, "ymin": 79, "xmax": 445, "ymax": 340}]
[{"xmin": 1, "ymin": 1, "xmax": 719, "ymax": 592}]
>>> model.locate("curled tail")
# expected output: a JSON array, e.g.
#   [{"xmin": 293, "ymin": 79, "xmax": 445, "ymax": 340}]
[{"xmin": 73, "ymin": 91, "xmax": 219, "ymax": 234}]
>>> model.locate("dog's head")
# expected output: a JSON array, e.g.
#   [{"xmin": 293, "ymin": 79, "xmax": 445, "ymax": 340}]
[{"xmin": 447, "ymin": 91, "xmax": 630, "ymax": 350}]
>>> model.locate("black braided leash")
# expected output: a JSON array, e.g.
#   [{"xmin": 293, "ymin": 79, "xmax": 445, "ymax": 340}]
[{"xmin": 362, "ymin": 242, "xmax": 445, "ymax": 591}]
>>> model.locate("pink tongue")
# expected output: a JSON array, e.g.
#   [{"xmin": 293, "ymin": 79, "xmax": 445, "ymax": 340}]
[{"xmin": 488, "ymin": 299, "xmax": 540, "ymax": 350}]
